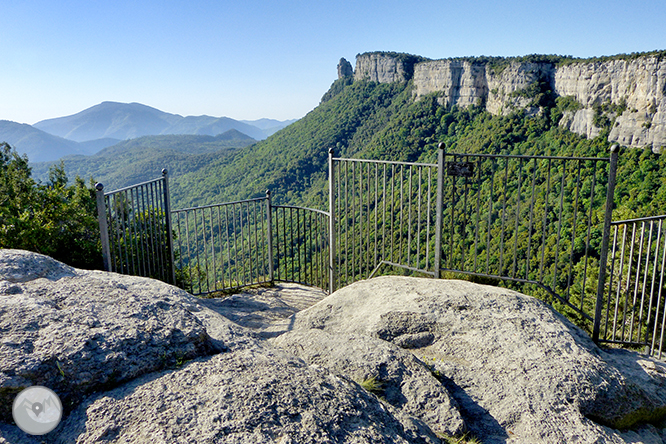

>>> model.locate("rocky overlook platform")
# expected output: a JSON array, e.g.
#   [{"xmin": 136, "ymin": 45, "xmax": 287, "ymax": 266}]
[{"xmin": 2, "ymin": 249, "xmax": 666, "ymax": 443}]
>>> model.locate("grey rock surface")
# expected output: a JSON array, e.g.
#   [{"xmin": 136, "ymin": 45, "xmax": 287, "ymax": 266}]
[
  {"xmin": 54, "ymin": 345, "xmax": 429, "ymax": 444},
  {"xmin": 0, "ymin": 249, "xmax": 243, "ymax": 423},
  {"xmin": 273, "ymin": 329, "xmax": 465, "ymax": 438},
  {"xmin": 285, "ymin": 276, "xmax": 666, "ymax": 443},
  {"xmin": 5, "ymin": 249, "xmax": 666, "ymax": 443}
]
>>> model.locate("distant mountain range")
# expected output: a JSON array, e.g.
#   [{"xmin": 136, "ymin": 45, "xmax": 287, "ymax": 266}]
[
  {"xmin": 0, "ymin": 102, "xmax": 296, "ymax": 162},
  {"xmin": 31, "ymin": 130, "xmax": 257, "ymax": 193}
]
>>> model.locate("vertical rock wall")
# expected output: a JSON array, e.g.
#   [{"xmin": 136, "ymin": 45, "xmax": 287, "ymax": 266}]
[{"xmin": 352, "ymin": 52, "xmax": 666, "ymax": 150}]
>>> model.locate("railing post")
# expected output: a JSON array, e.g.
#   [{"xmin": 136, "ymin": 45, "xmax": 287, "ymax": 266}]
[
  {"xmin": 434, "ymin": 143, "xmax": 445, "ymax": 279},
  {"xmin": 328, "ymin": 148, "xmax": 337, "ymax": 293},
  {"xmin": 266, "ymin": 190, "xmax": 275, "ymax": 284},
  {"xmin": 162, "ymin": 169, "xmax": 176, "ymax": 285},
  {"xmin": 593, "ymin": 145, "xmax": 620, "ymax": 343},
  {"xmin": 95, "ymin": 183, "xmax": 112, "ymax": 272}
]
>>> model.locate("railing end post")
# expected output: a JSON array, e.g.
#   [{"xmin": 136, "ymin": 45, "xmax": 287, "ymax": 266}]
[{"xmin": 95, "ymin": 183, "xmax": 111, "ymax": 272}]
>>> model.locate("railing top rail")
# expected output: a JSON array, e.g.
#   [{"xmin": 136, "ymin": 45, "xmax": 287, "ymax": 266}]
[
  {"xmin": 611, "ymin": 214, "xmax": 666, "ymax": 226},
  {"xmin": 273, "ymin": 204, "xmax": 330, "ymax": 217},
  {"xmin": 104, "ymin": 176, "xmax": 165, "ymax": 196},
  {"xmin": 445, "ymin": 152, "xmax": 611, "ymax": 162},
  {"xmin": 333, "ymin": 157, "xmax": 437, "ymax": 168},
  {"xmin": 172, "ymin": 196, "xmax": 267, "ymax": 214}
]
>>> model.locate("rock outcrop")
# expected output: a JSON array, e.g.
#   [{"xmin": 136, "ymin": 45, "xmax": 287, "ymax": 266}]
[
  {"xmin": 3, "ymin": 249, "xmax": 666, "ymax": 443},
  {"xmin": 275, "ymin": 276, "xmax": 666, "ymax": 443},
  {"xmin": 337, "ymin": 58, "xmax": 354, "ymax": 79},
  {"xmin": 352, "ymin": 51, "xmax": 666, "ymax": 150}
]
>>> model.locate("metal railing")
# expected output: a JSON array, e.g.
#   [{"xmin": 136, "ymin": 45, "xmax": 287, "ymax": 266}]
[
  {"xmin": 169, "ymin": 191, "xmax": 330, "ymax": 296},
  {"xmin": 329, "ymin": 154, "xmax": 438, "ymax": 290},
  {"xmin": 95, "ymin": 169, "xmax": 175, "ymax": 284},
  {"xmin": 272, "ymin": 204, "xmax": 330, "ymax": 291},
  {"xmin": 171, "ymin": 196, "xmax": 272, "ymax": 295},
  {"xmin": 598, "ymin": 215, "xmax": 666, "ymax": 358},
  {"xmin": 436, "ymin": 148, "xmax": 618, "ymax": 324}
]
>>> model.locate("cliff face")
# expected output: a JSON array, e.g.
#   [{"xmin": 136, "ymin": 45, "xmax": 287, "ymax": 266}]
[{"xmin": 353, "ymin": 52, "xmax": 666, "ymax": 150}]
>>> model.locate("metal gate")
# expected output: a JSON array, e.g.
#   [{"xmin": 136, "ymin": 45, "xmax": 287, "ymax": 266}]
[
  {"xmin": 436, "ymin": 146, "xmax": 619, "ymax": 326},
  {"xmin": 95, "ymin": 169, "xmax": 175, "ymax": 285},
  {"xmin": 598, "ymin": 215, "xmax": 666, "ymax": 358},
  {"xmin": 328, "ymin": 151, "xmax": 438, "ymax": 290}
]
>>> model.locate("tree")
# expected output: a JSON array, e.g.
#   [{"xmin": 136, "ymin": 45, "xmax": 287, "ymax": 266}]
[{"xmin": 0, "ymin": 143, "xmax": 102, "ymax": 269}]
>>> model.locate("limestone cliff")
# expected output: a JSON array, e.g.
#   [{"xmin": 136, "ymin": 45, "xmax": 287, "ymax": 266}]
[{"xmin": 352, "ymin": 51, "xmax": 666, "ymax": 150}]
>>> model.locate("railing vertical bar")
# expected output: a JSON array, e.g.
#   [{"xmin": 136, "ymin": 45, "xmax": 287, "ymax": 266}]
[
  {"xmin": 151, "ymin": 182, "xmax": 161, "ymax": 280},
  {"xmin": 648, "ymin": 221, "xmax": 665, "ymax": 352},
  {"xmin": 374, "ymin": 163, "xmax": 379, "ymax": 271},
  {"xmin": 417, "ymin": 167, "xmax": 422, "ymax": 270},
  {"xmin": 472, "ymin": 161, "xmax": 482, "ymax": 273},
  {"xmin": 184, "ymin": 211, "xmax": 193, "ymax": 293},
  {"xmin": 382, "ymin": 163, "xmax": 387, "ymax": 265},
  {"xmin": 511, "ymin": 158, "xmax": 524, "ymax": 278},
  {"xmin": 637, "ymin": 220, "xmax": 655, "ymax": 344},
  {"xmin": 525, "ymin": 158, "xmax": 538, "ymax": 280},
  {"xmin": 580, "ymin": 161, "xmax": 598, "ymax": 312},
  {"xmin": 129, "ymin": 188, "xmax": 139, "ymax": 276},
  {"xmin": 149, "ymin": 183, "xmax": 162, "ymax": 279},
  {"xmin": 209, "ymin": 207, "xmax": 217, "ymax": 290},
  {"xmin": 192, "ymin": 209, "xmax": 201, "ymax": 294},
  {"xmin": 602, "ymin": 226, "xmax": 619, "ymax": 340},
  {"xmin": 485, "ymin": 159, "xmax": 495, "ymax": 275},
  {"xmin": 129, "ymin": 187, "xmax": 141, "ymax": 276},
  {"xmin": 140, "ymin": 185, "xmax": 152, "ymax": 278},
  {"xmin": 448, "ymin": 157, "xmax": 457, "ymax": 270},
  {"xmin": 398, "ymin": 165, "xmax": 405, "ymax": 268},
  {"xmin": 391, "ymin": 164, "xmax": 396, "ymax": 264},
  {"xmin": 426, "ymin": 166, "xmax": 432, "ymax": 271},
  {"xmin": 611, "ymin": 225, "xmax": 628, "ymax": 342},
  {"xmin": 254, "ymin": 201, "xmax": 261, "ymax": 284},
  {"xmin": 566, "ymin": 160, "xmax": 583, "ymax": 301},
  {"xmin": 138, "ymin": 186, "xmax": 151, "ymax": 278},
  {"xmin": 539, "ymin": 159, "xmax": 553, "ymax": 282},
  {"xmin": 344, "ymin": 161, "xmax": 349, "ymax": 285},
  {"xmin": 407, "ymin": 166, "xmax": 413, "ymax": 268},
  {"xmin": 553, "ymin": 165, "xmax": 567, "ymax": 293},
  {"xmin": 367, "ymin": 162, "xmax": 372, "ymax": 276},
  {"xmin": 655, "ymin": 225, "xmax": 666, "ymax": 357},
  {"xmin": 647, "ymin": 220, "xmax": 662, "ymax": 332},
  {"xmin": 498, "ymin": 159, "xmax": 510, "ymax": 275},
  {"xmin": 215, "ymin": 205, "xmax": 224, "ymax": 289},
  {"xmin": 231, "ymin": 203, "xmax": 240, "ymax": 288},
  {"xmin": 622, "ymin": 223, "xmax": 638, "ymax": 341},
  {"xmin": 629, "ymin": 222, "xmax": 647, "ymax": 342}
]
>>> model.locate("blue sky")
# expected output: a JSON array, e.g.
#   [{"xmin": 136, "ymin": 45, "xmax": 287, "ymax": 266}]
[{"xmin": 1, "ymin": 0, "xmax": 664, "ymax": 124}]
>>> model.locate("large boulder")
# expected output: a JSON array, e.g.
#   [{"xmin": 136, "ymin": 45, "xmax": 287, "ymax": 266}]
[
  {"xmin": 0, "ymin": 249, "xmax": 248, "ymax": 422},
  {"xmin": 280, "ymin": 276, "xmax": 666, "ymax": 443},
  {"xmin": 54, "ymin": 345, "xmax": 435, "ymax": 444}
]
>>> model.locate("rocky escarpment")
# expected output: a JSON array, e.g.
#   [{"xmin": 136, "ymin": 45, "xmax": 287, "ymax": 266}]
[{"xmin": 346, "ymin": 51, "xmax": 666, "ymax": 150}]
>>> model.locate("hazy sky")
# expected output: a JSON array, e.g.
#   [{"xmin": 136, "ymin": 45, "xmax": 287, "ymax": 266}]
[{"xmin": 2, "ymin": 0, "xmax": 664, "ymax": 124}]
